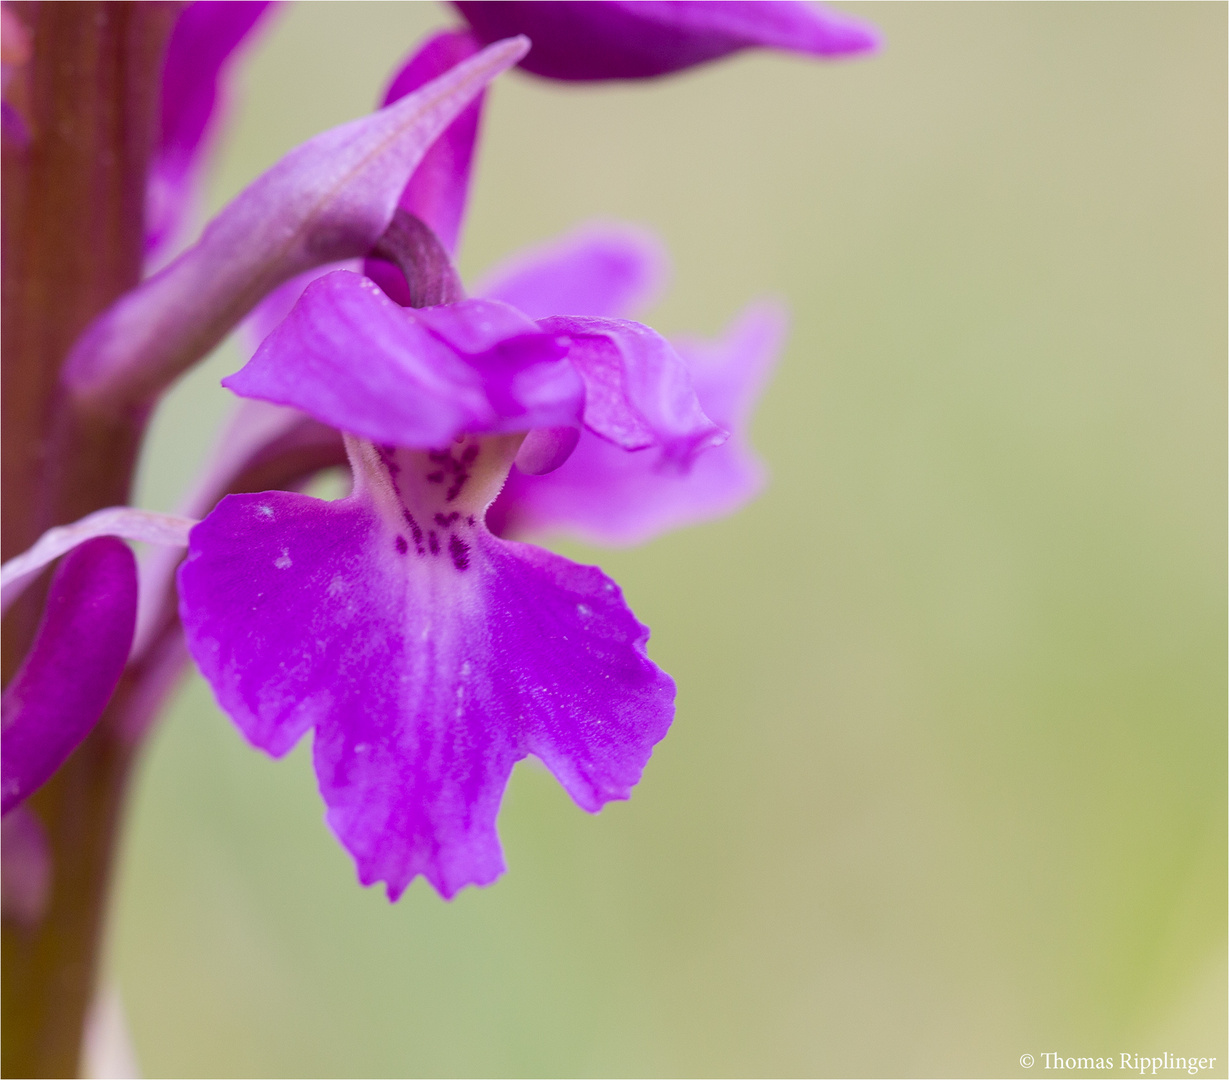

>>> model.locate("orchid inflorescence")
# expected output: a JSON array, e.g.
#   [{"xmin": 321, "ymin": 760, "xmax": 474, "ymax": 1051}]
[{"xmin": 1, "ymin": 2, "xmax": 877, "ymax": 1071}]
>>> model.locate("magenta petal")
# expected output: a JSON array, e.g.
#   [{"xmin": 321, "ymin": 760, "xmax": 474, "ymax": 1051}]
[
  {"xmin": 224, "ymin": 272, "xmax": 582, "ymax": 444},
  {"xmin": 412, "ymin": 297, "xmax": 541, "ymax": 354},
  {"xmin": 455, "ymin": 1, "xmax": 880, "ymax": 81},
  {"xmin": 1, "ymin": 538, "xmax": 137, "ymax": 814},
  {"xmin": 179, "ymin": 471, "xmax": 674, "ymax": 898},
  {"xmin": 474, "ymin": 222, "xmax": 669, "ymax": 320},
  {"xmin": 225, "ymin": 273, "xmax": 485, "ymax": 445},
  {"xmin": 382, "ymin": 30, "xmax": 485, "ymax": 255},
  {"xmin": 491, "ymin": 301, "xmax": 786, "ymax": 544},
  {"xmin": 541, "ymin": 315, "xmax": 726, "ymax": 463},
  {"xmin": 148, "ymin": 1, "xmax": 276, "ymax": 257},
  {"xmin": 238, "ymin": 259, "xmax": 360, "ymax": 356}
]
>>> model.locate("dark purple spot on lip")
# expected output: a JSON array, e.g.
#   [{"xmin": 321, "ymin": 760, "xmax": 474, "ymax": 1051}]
[
  {"xmin": 460, "ymin": 444, "xmax": 480, "ymax": 466},
  {"xmin": 376, "ymin": 446, "xmax": 403, "ymax": 493},
  {"xmin": 401, "ymin": 510, "xmax": 425, "ymax": 552},
  {"xmin": 448, "ymin": 534, "xmax": 470, "ymax": 571},
  {"xmin": 434, "ymin": 511, "xmax": 460, "ymax": 527},
  {"xmin": 428, "ymin": 531, "xmax": 440, "ymax": 555},
  {"xmin": 466, "ymin": 515, "xmax": 475, "ymax": 527},
  {"xmin": 425, "ymin": 471, "xmax": 445, "ymax": 484},
  {"xmin": 395, "ymin": 535, "xmax": 408, "ymax": 555},
  {"xmin": 377, "ymin": 445, "xmax": 400, "ymax": 473}
]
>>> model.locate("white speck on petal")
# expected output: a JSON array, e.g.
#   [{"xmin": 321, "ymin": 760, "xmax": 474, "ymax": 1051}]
[
  {"xmin": 274, "ymin": 549, "xmax": 292, "ymax": 569},
  {"xmin": 257, "ymin": 504, "xmax": 274, "ymax": 519},
  {"xmin": 576, "ymin": 603, "xmax": 592, "ymax": 618}
]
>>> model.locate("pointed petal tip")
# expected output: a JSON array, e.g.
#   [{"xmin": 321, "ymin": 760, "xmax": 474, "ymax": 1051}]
[
  {"xmin": 398, "ymin": 34, "xmax": 528, "ymax": 118},
  {"xmin": 821, "ymin": 12, "xmax": 883, "ymax": 57},
  {"xmin": 497, "ymin": 33, "xmax": 533, "ymax": 64},
  {"xmin": 462, "ymin": 34, "xmax": 531, "ymax": 83}
]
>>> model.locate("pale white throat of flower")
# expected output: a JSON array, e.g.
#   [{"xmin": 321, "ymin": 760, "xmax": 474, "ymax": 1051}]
[{"xmin": 345, "ymin": 431, "xmax": 525, "ymax": 551}]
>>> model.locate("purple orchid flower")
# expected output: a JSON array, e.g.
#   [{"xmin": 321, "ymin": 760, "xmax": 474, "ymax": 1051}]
[
  {"xmin": 454, "ymin": 0, "xmax": 880, "ymax": 81},
  {"xmin": 147, "ymin": 1, "xmax": 278, "ymax": 260},
  {"xmin": 163, "ymin": 31, "xmax": 787, "ymax": 898},
  {"xmin": 177, "ymin": 218, "xmax": 724, "ymax": 898}
]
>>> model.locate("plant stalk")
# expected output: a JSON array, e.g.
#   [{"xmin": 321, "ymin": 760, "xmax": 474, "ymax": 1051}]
[{"xmin": 1, "ymin": 5, "xmax": 177, "ymax": 1075}]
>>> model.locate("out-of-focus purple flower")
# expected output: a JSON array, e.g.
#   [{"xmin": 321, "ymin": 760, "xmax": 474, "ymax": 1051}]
[
  {"xmin": 63, "ymin": 36, "xmax": 528, "ymax": 413},
  {"xmin": 474, "ymin": 220, "xmax": 670, "ymax": 322},
  {"xmin": 476, "ymin": 222, "xmax": 787, "ymax": 544},
  {"xmin": 147, "ymin": 1, "xmax": 277, "ymax": 260},
  {"xmin": 178, "ymin": 249, "xmax": 723, "ymax": 898},
  {"xmin": 454, "ymin": 0, "xmax": 880, "ymax": 81},
  {"xmin": 1, "ymin": 538, "xmax": 137, "ymax": 815}
]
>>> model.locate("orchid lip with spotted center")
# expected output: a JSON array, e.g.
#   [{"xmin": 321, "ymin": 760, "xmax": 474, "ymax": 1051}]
[
  {"xmin": 347, "ymin": 432, "xmax": 521, "ymax": 574},
  {"xmin": 179, "ymin": 424, "xmax": 674, "ymax": 899}
]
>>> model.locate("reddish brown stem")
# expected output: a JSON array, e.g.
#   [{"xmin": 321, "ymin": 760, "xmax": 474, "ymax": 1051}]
[{"xmin": 1, "ymin": 5, "xmax": 177, "ymax": 1076}]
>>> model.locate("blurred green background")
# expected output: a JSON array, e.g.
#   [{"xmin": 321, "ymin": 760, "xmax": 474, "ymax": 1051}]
[{"xmin": 111, "ymin": 3, "xmax": 1226, "ymax": 1077}]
